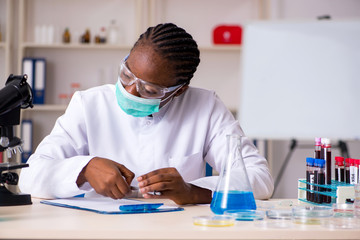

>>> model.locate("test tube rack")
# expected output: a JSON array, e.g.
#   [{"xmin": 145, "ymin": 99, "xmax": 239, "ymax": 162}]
[{"xmin": 298, "ymin": 178, "xmax": 355, "ymax": 205}]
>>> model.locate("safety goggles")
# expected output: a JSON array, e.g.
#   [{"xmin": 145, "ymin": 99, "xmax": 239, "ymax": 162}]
[{"xmin": 118, "ymin": 59, "xmax": 183, "ymax": 99}]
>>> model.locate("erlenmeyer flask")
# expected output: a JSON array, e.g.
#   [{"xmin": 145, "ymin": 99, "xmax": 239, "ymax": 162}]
[{"xmin": 210, "ymin": 134, "xmax": 256, "ymax": 214}]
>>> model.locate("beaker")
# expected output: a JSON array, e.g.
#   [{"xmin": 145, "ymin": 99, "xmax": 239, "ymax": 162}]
[{"xmin": 210, "ymin": 134, "xmax": 256, "ymax": 215}]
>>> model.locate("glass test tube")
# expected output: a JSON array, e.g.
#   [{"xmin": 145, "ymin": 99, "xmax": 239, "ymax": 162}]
[
  {"xmin": 345, "ymin": 158, "xmax": 351, "ymax": 184},
  {"xmin": 306, "ymin": 158, "xmax": 315, "ymax": 202},
  {"xmin": 350, "ymin": 159, "xmax": 358, "ymax": 184},
  {"xmin": 314, "ymin": 137, "xmax": 322, "ymax": 159},
  {"xmin": 335, "ymin": 156, "xmax": 345, "ymax": 182},
  {"xmin": 322, "ymin": 138, "xmax": 332, "ymax": 203}
]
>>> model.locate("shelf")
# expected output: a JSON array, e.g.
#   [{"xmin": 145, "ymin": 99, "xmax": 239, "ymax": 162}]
[
  {"xmin": 21, "ymin": 42, "xmax": 133, "ymax": 50},
  {"xmin": 200, "ymin": 45, "xmax": 242, "ymax": 51},
  {"xmin": 20, "ymin": 43, "xmax": 241, "ymax": 51},
  {"xmin": 22, "ymin": 104, "xmax": 67, "ymax": 112}
]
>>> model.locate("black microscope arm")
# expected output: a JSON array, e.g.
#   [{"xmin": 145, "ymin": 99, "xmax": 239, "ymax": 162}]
[{"xmin": 0, "ymin": 74, "xmax": 33, "ymax": 155}]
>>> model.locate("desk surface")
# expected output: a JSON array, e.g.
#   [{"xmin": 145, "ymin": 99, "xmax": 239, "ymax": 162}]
[{"xmin": 0, "ymin": 198, "xmax": 359, "ymax": 240}]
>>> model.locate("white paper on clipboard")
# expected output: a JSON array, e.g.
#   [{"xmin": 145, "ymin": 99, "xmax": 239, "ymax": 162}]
[{"xmin": 41, "ymin": 197, "xmax": 183, "ymax": 214}]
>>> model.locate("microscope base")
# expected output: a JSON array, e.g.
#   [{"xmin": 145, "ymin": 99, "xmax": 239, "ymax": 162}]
[{"xmin": 0, "ymin": 185, "xmax": 32, "ymax": 206}]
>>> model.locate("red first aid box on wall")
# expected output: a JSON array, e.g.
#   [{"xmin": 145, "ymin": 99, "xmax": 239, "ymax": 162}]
[{"xmin": 213, "ymin": 25, "xmax": 242, "ymax": 44}]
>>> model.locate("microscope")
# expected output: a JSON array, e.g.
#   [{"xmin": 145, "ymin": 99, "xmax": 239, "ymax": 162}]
[{"xmin": 0, "ymin": 74, "xmax": 33, "ymax": 206}]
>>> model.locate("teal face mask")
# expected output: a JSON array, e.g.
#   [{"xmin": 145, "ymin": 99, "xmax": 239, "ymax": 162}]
[{"xmin": 116, "ymin": 79, "xmax": 161, "ymax": 117}]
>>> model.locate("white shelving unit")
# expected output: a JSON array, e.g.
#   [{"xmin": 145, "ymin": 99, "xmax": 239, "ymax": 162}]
[
  {"xmin": 0, "ymin": 0, "xmax": 14, "ymax": 163},
  {"xmin": 13, "ymin": 0, "xmax": 266, "ymax": 156},
  {"xmin": 16, "ymin": 0, "xmax": 144, "ymax": 154},
  {"xmin": 0, "ymin": 0, "xmax": 13, "ymax": 83}
]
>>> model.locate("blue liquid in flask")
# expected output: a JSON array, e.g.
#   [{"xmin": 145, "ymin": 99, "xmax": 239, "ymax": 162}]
[{"xmin": 210, "ymin": 190, "xmax": 256, "ymax": 215}]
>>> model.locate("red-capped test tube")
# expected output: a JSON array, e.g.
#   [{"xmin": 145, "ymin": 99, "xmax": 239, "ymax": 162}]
[
  {"xmin": 356, "ymin": 159, "xmax": 360, "ymax": 184},
  {"xmin": 350, "ymin": 158, "xmax": 358, "ymax": 184},
  {"xmin": 345, "ymin": 158, "xmax": 351, "ymax": 184},
  {"xmin": 315, "ymin": 137, "xmax": 321, "ymax": 159},
  {"xmin": 335, "ymin": 156, "xmax": 345, "ymax": 182}
]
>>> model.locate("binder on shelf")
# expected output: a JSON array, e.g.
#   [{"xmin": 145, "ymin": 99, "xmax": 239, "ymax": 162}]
[
  {"xmin": 22, "ymin": 58, "xmax": 34, "ymax": 90},
  {"xmin": 34, "ymin": 58, "xmax": 46, "ymax": 104},
  {"xmin": 0, "ymin": 152, "xmax": 3, "ymax": 163},
  {"xmin": 22, "ymin": 57, "xmax": 46, "ymax": 104},
  {"xmin": 21, "ymin": 119, "xmax": 33, "ymax": 163}
]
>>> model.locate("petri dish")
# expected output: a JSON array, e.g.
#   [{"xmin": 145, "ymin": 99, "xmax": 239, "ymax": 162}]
[
  {"xmin": 322, "ymin": 203, "xmax": 360, "ymax": 229},
  {"xmin": 323, "ymin": 215, "xmax": 360, "ymax": 229},
  {"xmin": 263, "ymin": 208, "xmax": 294, "ymax": 229},
  {"xmin": 266, "ymin": 208, "xmax": 293, "ymax": 220},
  {"xmin": 256, "ymin": 200, "xmax": 278, "ymax": 210},
  {"xmin": 292, "ymin": 205, "xmax": 333, "ymax": 225},
  {"xmin": 193, "ymin": 215, "xmax": 235, "ymax": 227},
  {"xmin": 256, "ymin": 200, "xmax": 294, "ymax": 210},
  {"xmin": 333, "ymin": 203, "xmax": 354, "ymax": 217},
  {"xmin": 224, "ymin": 209, "xmax": 265, "ymax": 221}
]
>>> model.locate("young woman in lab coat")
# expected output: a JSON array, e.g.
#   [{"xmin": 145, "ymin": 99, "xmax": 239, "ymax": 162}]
[{"xmin": 19, "ymin": 23, "xmax": 274, "ymax": 205}]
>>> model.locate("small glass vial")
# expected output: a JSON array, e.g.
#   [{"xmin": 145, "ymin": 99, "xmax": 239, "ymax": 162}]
[
  {"xmin": 81, "ymin": 29, "xmax": 91, "ymax": 43},
  {"xmin": 108, "ymin": 20, "xmax": 119, "ymax": 44},
  {"xmin": 95, "ymin": 27, "xmax": 107, "ymax": 44},
  {"xmin": 100, "ymin": 27, "xmax": 107, "ymax": 43},
  {"xmin": 63, "ymin": 28, "xmax": 71, "ymax": 43}
]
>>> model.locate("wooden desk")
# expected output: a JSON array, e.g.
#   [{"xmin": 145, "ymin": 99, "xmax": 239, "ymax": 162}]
[{"xmin": 0, "ymin": 198, "xmax": 359, "ymax": 240}]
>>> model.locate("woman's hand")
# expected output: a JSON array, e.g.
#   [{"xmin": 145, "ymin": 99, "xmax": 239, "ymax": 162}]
[
  {"xmin": 137, "ymin": 167, "xmax": 211, "ymax": 205},
  {"xmin": 76, "ymin": 157, "xmax": 135, "ymax": 199}
]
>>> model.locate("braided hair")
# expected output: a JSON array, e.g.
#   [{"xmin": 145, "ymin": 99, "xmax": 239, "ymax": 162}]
[{"xmin": 132, "ymin": 23, "xmax": 200, "ymax": 84}]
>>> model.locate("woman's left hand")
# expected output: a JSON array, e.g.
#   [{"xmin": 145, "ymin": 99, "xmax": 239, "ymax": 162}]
[{"xmin": 137, "ymin": 167, "xmax": 211, "ymax": 205}]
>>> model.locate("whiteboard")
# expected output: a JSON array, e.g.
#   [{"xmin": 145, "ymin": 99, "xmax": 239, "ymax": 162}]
[{"xmin": 238, "ymin": 20, "xmax": 360, "ymax": 140}]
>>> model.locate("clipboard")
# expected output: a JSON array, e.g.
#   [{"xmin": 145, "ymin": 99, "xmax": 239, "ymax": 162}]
[{"xmin": 41, "ymin": 197, "xmax": 184, "ymax": 214}]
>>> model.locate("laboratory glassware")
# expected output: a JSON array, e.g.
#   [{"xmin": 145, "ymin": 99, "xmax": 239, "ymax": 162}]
[{"xmin": 210, "ymin": 134, "xmax": 256, "ymax": 215}]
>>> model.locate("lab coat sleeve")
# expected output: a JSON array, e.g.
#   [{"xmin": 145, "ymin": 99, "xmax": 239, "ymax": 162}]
[
  {"xmin": 19, "ymin": 92, "xmax": 95, "ymax": 199},
  {"xmin": 189, "ymin": 95, "xmax": 274, "ymax": 200}
]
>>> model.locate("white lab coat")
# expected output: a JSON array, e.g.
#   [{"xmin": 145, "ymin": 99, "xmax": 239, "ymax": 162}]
[{"xmin": 19, "ymin": 85, "xmax": 274, "ymax": 199}]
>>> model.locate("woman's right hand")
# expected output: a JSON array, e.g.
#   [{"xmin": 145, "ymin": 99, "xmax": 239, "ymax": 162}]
[{"xmin": 76, "ymin": 157, "xmax": 135, "ymax": 199}]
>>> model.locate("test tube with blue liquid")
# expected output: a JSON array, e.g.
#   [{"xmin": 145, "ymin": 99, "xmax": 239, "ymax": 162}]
[{"xmin": 210, "ymin": 134, "xmax": 256, "ymax": 215}]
